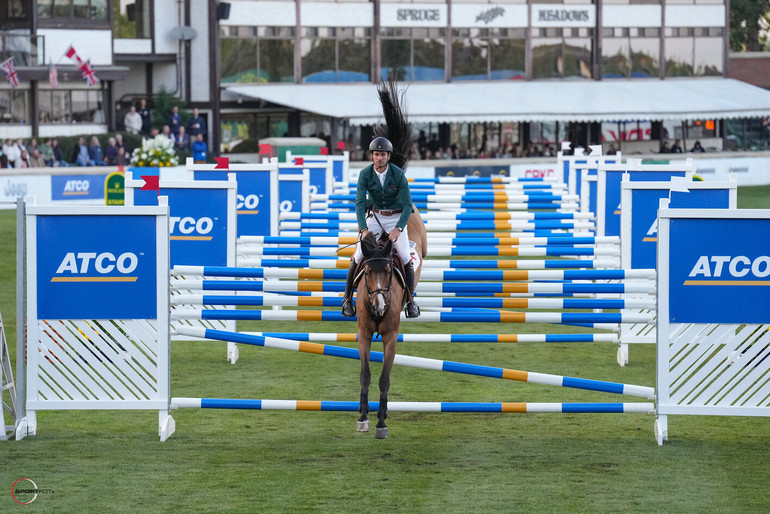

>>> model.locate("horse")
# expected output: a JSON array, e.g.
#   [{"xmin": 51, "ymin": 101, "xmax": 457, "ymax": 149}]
[{"xmin": 355, "ymin": 206, "xmax": 426, "ymax": 438}]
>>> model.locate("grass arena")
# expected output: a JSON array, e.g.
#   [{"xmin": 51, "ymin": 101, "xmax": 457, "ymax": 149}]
[{"xmin": 2, "ymin": 158, "xmax": 770, "ymax": 511}]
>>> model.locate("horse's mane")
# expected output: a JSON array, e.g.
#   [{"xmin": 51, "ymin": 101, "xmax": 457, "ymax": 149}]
[{"xmin": 373, "ymin": 77, "xmax": 413, "ymax": 171}]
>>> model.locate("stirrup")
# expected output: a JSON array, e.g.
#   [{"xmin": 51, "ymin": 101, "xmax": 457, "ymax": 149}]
[
  {"xmin": 342, "ymin": 298, "xmax": 356, "ymax": 317},
  {"xmin": 405, "ymin": 301, "xmax": 420, "ymax": 318}
]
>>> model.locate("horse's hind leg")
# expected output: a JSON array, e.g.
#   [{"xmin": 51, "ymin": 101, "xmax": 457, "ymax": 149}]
[
  {"xmin": 375, "ymin": 333, "xmax": 397, "ymax": 439},
  {"xmin": 357, "ymin": 332, "xmax": 372, "ymax": 432}
]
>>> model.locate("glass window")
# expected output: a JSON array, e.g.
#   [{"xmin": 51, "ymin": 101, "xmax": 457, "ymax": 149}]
[
  {"xmin": 40, "ymin": 0, "xmax": 106, "ymax": 19},
  {"xmin": 490, "ymin": 37, "xmax": 525, "ymax": 80},
  {"xmin": 113, "ymin": 1, "xmax": 151, "ymax": 38},
  {"xmin": 52, "ymin": 90, "xmax": 71, "ymax": 123},
  {"xmin": 603, "ymin": 38, "xmax": 630, "ymax": 78},
  {"xmin": 37, "ymin": 0, "xmax": 53, "ymax": 17},
  {"xmin": 630, "ymin": 37, "xmax": 659, "ymax": 78},
  {"xmin": 382, "ymin": 39, "xmax": 410, "ymax": 81},
  {"xmin": 301, "ymin": 38, "xmax": 336, "ymax": 82},
  {"xmin": 36, "ymin": 89, "xmax": 103, "ymax": 124},
  {"xmin": 54, "ymin": 0, "xmax": 72, "ymax": 17},
  {"xmin": 452, "ymin": 36, "xmax": 488, "ymax": 80},
  {"xmin": 413, "ymin": 37, "xmax": 444, "ymax": 81},
  {"xmin": 221, "ymin": 39, "xmax": 258, "ymax": 83},
  {"xmin": 694, "ymin": 37, "xmax": 723, "ymax": 76},
  {"xmin": 564, "ymin": 38, "xmax": 592, "ymax": 78},
  {"xmin": 532, "ymin": 38, "xmax": 562, "ymax": 79},
  {"xmin": 0, "ymin": 90, "xmax": 29, "ymax": 123},
  {"xmin": 259, "ymin": 40, "xmax": 294, "ymax": 83},
  {"xmin": 665, "ymin": 37, "xmax": 694, "ymax": 77},
  {"xmin": 338, "ymin": 38, "xmax": 371, "ymax": 82}
]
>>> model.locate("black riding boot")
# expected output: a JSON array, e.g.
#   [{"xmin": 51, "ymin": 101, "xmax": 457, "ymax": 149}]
[
  {"xmin": 404, "ymin": 262, "xmax": 420, "ymax": 318},
  {"xmin": 341, "ymin": 259, "xmax": 358, "ymax": 317}
]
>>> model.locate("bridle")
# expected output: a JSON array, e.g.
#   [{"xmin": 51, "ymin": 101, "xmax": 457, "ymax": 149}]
[{"xmin": 362, "ymin": 254, "xmax": 393, "ymax": 323}]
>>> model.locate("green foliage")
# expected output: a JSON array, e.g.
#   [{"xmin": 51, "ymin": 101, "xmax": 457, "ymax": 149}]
[
  {"xmin": 730, "ymin": 0, "xmax": 770, "ymax": 51},
  {"xmin": 111, "ymin": 0, "xmax": 135, "ymax": 38},
  {"xmin": 150, "ymin": 88, "xmax": 189, "ymax": 131}
]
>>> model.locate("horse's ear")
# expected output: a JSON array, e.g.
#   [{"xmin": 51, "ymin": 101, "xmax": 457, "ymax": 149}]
[
  {"xmin": 360, "ymin": 232, "xmax": 376, "ymax": 256},
  {"xmin": 383, "ymin": 238, "xmax": 393, "ymax": 255}
]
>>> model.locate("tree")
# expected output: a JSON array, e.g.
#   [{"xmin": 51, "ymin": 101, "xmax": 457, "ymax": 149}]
[{"xmin": 731, "ymin": 0, "xmax": 770, "ymax": 51}]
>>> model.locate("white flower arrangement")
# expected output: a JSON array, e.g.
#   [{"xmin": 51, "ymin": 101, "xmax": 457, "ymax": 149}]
[{"xmin": 129, "ymin": 134, "xmax": 179, "ymax": 167}]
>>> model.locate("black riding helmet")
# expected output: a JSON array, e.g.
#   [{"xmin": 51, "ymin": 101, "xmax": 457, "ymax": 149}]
[{"xmin": 369, "ymin": 137, "xmax": 393, "ymax": 153}]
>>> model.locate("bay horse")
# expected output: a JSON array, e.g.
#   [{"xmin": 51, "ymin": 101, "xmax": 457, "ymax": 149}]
[{"xmin": 355, "ymin": 206, "xmax": 427, "ymax": 438}]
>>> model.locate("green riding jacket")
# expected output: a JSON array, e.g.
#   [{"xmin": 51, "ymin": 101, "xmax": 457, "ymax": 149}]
[{"xmin": 355, "ymin": 162, "xmax": 413, "ymax": 231}]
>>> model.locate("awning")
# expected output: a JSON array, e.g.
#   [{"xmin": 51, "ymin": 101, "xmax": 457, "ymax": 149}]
[{"xmin": 226, "ymin": 78, "xmax": 770, "ymax": 126}]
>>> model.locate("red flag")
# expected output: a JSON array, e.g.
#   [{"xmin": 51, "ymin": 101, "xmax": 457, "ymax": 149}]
[
  {"xmin": 48, "ymin": 62, "xmax": 59, "ymax": 89},
  {"xmin": 65, "ymin": 45, "xmax": 77, "ymax": 59},
  {"xmin": 214, "ymin": 157, "xmax": 229, "ymax": 170},
  {"xmin": 293, "ymin": 157, "xmax": 304, "ymax": 166},
  {"xmin": 1, "ymin": 58, "xmax": 19, "ymax": 89},
  {"xmin": 319, "ymin": 147, "xmax": 329, "ymax": 155},
  {"xmin": 258, "ymin": 144, "xmax": 271, "ymax": 154},
  {"xmin": 336, "ymin": 141, "xmax": 345, "ymax": 150},
  {"xmin": 140, "ymin": 175, "xmax": 159, "ymax": 191}
]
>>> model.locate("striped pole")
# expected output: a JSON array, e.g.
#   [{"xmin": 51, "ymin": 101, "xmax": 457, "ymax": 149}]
[
  {"xmin": 238, "ymin": 235, "xmax": 618, "ymax": 247},
  {"xmin": 173, "ymin": 265, "xmax": 654, "ymax": 282},
  {"xmin": 172, "ymin": 398, "xmax": 654, "ymax": 414},
  {"xmin": 173, "ymin": 327, "xmax": 655, "ymax": 398},
  {"xmin": 313, "ymin": 193, "xmax": 579, "ymax": 203},
  {"xmin": 172, "ymin": 309, "xmax": 654, "ymax": 325},
  {"xmin": 242, "ymin": 332, "xmax": 619, "ymax": 343},
  {"xmin": 173, "ymin": 280, "xmax": 655, "ymax": 295},
  {"xmin": 279, "ymin": 211, "xmax": 592, "ymax": 221},
  {"xmin": 311, "ymin": 202, "xmax": 580, "ymax": 211},
  {"xmin": 235, "ymin": 246, "xmax": 616, "ymax": 257},
  {"xmin": 229, "ymin": 258, "xmax": 622, "ymax": 270},
  {"xmin": 280, "ymin": 221, "xmax": 593, "ymax": 231}
]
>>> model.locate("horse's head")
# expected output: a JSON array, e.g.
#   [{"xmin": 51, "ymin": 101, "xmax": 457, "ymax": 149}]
[{"xmin": 360, "ymin": 232, "xmax": 394, "ymax": 322}]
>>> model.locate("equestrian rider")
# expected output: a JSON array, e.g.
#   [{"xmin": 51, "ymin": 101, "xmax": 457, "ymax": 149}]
[{"xmin": 341, "ymin": 136, "xmax": 420, "ymax": 318}]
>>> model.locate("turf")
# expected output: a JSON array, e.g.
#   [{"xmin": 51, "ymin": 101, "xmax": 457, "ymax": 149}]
[{"xmin": 1, "ymin": 186, "xmax": 770, "ymax": 512}]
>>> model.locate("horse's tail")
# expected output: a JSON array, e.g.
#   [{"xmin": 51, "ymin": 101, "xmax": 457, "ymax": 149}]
[{"xmin": 374, "ymin": 77, "xmax": 412, "ymax": 171}]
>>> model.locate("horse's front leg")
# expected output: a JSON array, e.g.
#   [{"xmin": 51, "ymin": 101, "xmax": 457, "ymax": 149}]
[
  {"xmin": 375, "ymin": 330, "xmax": 397, "ymax": 439},
  {"xmin": 357, "ymin": 326, "xmax": 373, "ymax": 432}
]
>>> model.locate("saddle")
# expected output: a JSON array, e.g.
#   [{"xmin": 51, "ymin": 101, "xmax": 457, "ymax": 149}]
[{"xmin": 352, "ymin": 234, "xmax": 407, "ymax": 291}]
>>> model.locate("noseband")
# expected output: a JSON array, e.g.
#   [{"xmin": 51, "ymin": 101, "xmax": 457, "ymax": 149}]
[{"xmin": 362, "ymin": 255, "xmax": 393, "ymax": 323}]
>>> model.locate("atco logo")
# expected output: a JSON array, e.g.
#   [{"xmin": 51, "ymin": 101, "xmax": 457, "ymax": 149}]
[
  {"xmin": 170, "ymin": 216, "xmax": 214, "ymax": 241},
  {"xmin": 237, "ymin": 194, "xmax": 260, "ymax": 212},
  {"xmin": 643, "ymin": 219, "xmax": 658, "ymax": 242},
  {"xmin": 52, "ymin": 252, "xmax": 140, "ymax": 282},
  {"xmin": 684, "ymin": 255, "xmax": 770, "ymax": 285},
  {"xmin": 63, "ymin": 179, "xmax": 91, "ymax": 195},
  {"xmin": 279, "ymin": 200, "xmax": 294, "ymax": 212}
]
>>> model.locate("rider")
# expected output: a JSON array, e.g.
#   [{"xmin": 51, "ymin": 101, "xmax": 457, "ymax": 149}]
[{"xmin": 341, "ymin": 136, "xmax": 420, "ymax": 319}]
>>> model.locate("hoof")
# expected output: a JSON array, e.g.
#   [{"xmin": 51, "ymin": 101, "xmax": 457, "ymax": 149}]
[
  {"xmin": 375, "ymin": 426, "xmax": 388, "ymax": 439},
  {"xmin": 356, "ymin": 420, "xmax": 369, "ymax": 432}
]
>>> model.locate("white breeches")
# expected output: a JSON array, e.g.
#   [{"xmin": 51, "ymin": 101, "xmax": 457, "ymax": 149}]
[{"xmin": 353, "ymin": 212, "xmax": 411, "ymax": 265}]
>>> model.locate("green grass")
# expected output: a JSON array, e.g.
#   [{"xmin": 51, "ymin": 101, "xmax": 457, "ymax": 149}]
[{"xmin": 2, "ymin": 186, "xmax": 770, "ymax": 512}]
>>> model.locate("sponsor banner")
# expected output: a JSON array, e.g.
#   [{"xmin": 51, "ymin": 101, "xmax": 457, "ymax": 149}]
[
  {"xmin": 105, "ymin": 172, "xmax": 125, "ymax": 205},
  {"xmin": 668, "ymin": 217, "xmax": 770, "ymax": 323},
  {"xmin": 1, "ymin": 175, "xmax": 48, "ymax": 204},
  {"xmin": 631, "ymin": 188, "xmax": 732, "ymax": 269},
  {"xmin": 380, "ymin": 3, "xmax": 447, "ymax": 27},
  {"xmin": 510, "ymin": 162, "xmax": 558, "ymax": 180},
  {"xmin": 451, "ymin": 4, "xmax": 528, "ymax": 28},
  {"xmin": 532, "ymin": 4, "xmax": 596, "ymax": 27},
  {"xmin": 232, "ymin": 169, "xmax": 276, "ymax": 237},
  {"xmin": 36, "ymin": 214, "xmax": 157, "ymax": 319},
  {"xmin": 278, "ymin": 174, "xmax": 307, "ymax": 215},
  {"xmin": 51, "ymin": 174, "xmax": 107, "ymax": 201},
  {"xmin": 435, "ymin": 164, "xmax": 511, "ymax": 178}
]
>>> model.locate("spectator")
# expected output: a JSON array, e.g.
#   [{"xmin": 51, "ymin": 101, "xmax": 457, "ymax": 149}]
[
  {"xmin": 192, "ymin": 133, "xmax": 207, "ymax": 163},
  {"xmin": 691, "ymin": 140, "xmax": 706, "ymax": 153},
  {"xmin": 51, "ymin": 139, "xmax": 68, "ymax": 167},
  {"xmin": 72, "ymin": 137, "xmax": 96, "ymax": 166},
  {"xmin": 39, "ymin": 138, "xmax": 54, "ymax": 166},
  {"xmin": 175, "ymin": 126, "xmax": 190, "ymax": 152},
  {"xmin": 115, "ymin": 133, "xmax": 131, "ymax": 159},
  {"xmin": 124, "ymin": 105, "xmax": 142, "ymax": 135},
  {"xmin": 150, "ymin": 127, "xmax": 160, "ymax": 138},
  {"xmin": 89, "ymin": 136, "xmax": 108, "ymax": 166},
  {"xmin": 105, "ymin": 137, "xmax": 119, "ymax": 165},
  {"xmin": 161, "ymin": 124, "xmax": 176, "ymax": 142},
  {"xmin": 167, "ymin": 105, "xmax": 181, "ymax": 138},
  {"xmin": 671, "ymin": 139, "xmax": 683, "ymax": 153},
  {"xmin": 2, "ymin": 139, "xmax": 19, "ymax": 167},
  {"xmin": 660, "ymin": 140, "xmax": 671, "ymax": 153},
  {"xmin": 0, "ymin": 152, "xmax": 7, "ymax": 169},
  {"xmin": 28, "ymin": 149, "xmax": 46, "ymax": 167},
  {"xmin": 28, "ymin": 138, "xmax": 39, "ymax": 155},
  {"xmin": 16, "ymin": 149, "xmax": 30, "ymax": 168},
  {"xmin": 188, "ymin": 108, "xmax": 207, "ymax": 138},
  {"xmin": 114, "ymin": 146, "xmax": 129, "ymax": 166},
  {"xmin": 526, "ymin": 144, "xmax": 540, "ymax": 157},
  {"xmin": 114, "ymin": 102, "xmax": 125, "ymax": 132},
  {"xmin": 138, "ymin": 98, "xmax": 151, "ymax": 134}
]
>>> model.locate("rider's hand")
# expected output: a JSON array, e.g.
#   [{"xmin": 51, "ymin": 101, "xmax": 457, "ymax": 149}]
[
  {"xmin": 359, "ymin": 228, "xmax": 369, "ymax": 238},
  {"xmin": 388, "ymin": 228, "xmax": 401, "ymax": 242}
]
